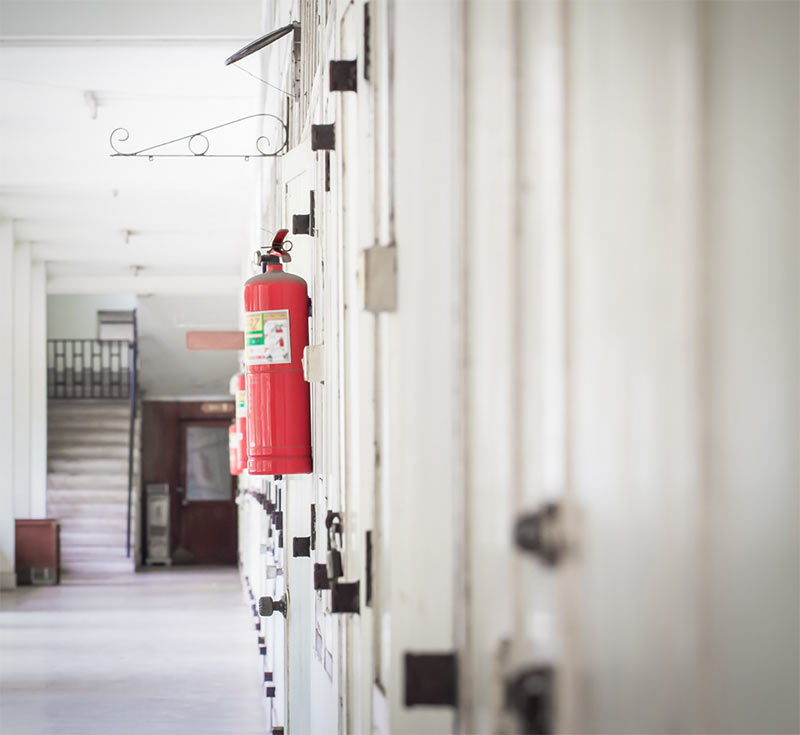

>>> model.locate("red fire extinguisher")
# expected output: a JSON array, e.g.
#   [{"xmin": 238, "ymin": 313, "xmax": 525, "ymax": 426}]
[
  {"xmin": 228, "ymin": 373, "xmax": 247, "ymax": 475},
  {"xmin": 228, "ymin": 423, "xmax": 240, "ymax": 476},
  {"xmin": 243, "ymin": 229, "xmax": 312, "ymax": 475}
]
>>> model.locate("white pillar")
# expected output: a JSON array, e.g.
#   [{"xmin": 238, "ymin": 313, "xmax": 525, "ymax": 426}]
[
  {"xmin": 0, "ymin": 221, "xmax": 16, "ymax": 588},
  {"xmin": 30, "ymin": 260, "xmax": 47, "ymax": 518},
  {"xmin": 13, "ymin": 242, "xmax": 32, "ymax": 519}
]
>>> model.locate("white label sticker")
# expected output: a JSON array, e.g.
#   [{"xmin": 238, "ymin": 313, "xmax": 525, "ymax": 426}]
[
  {"xmin": 245, "ymin": 310, "xmax": 292, "ymax": 365},
  {"xmin": 235, "ymin": 390, "xmax": 246, "ymax": 418}
]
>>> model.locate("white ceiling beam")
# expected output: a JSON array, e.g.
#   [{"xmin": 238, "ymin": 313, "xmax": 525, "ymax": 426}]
[
  {"xmin": 47, "ymin": 274, "xmax": 241, "ymax": 295},
  {"xmin": 0, "ymin": 1, "xmax": 261, "ymax": 40},
  {"xmin": 0, "ymin": 37, "xmax": 251, "ymax": 46},
  {"xmin": 31, "ymin": 242, "xmax": 239, "ymax": 267}
]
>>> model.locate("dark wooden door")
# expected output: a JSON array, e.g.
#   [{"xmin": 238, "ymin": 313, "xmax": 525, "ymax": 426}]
[{"xmin": 174, "ymin": 420, "xmax": 237, "ymax": 564}]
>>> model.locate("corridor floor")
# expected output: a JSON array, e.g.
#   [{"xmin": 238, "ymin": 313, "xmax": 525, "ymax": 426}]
[{"xmin": 0, "ymin": 567, "xmax": 267, "ymax": 735}]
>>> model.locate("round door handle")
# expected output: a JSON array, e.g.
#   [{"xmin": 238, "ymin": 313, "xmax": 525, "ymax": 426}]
[{"xmin": 258, "ymin": 595, "xmax": 287, "ymax": 617}]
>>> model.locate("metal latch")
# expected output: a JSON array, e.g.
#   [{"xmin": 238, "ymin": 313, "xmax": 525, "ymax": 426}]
[
  {"xmin": 404, "ymin": 652, "xmax": 458, "ymax": 707},
  {"xmin": 514, "ymin": 502, "xmax": 566, "ymax": 566},
  {"xmin": 326, "ymin": 512, "xmax": 344, "ymax": 581},
  {"xmin": 505, "ymin": 665, "xmax": 555, "ymax": 734}
]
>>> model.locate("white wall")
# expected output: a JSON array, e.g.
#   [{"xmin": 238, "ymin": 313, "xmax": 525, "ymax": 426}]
[
  {"xmin": 0, "ymin": 0, "xmax": 260, "ymax": 38},
  {"xmin": 47, "ymin": 294, "xmax": 136, "ymax": 339},
  {"xmin": 1, "ymin": 225, "xmax": 49, "ymax": 587},
  {"xmin": 47, "ymin": 292, "xmax": 240, "ymax": 398},
  {"xmin": 704, "ymin": 3, "xmax": 799, "ymax": 729},
  {"xmin": 0, "ymin": 221, "xmax": 16, "ymax": 588},
  {"xmin": 237, "ymin": 1, "xmax": 799, "ymax": 733},
  {"xmin": 136, "ymin": 292, "xmax": 240, "ymax": 398},
  {"xmin": 13, "ymin": 245, "xmax": 48, "ymax": 521}
]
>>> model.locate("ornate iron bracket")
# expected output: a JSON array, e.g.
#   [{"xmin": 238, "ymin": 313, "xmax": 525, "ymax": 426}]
[{"xmin": 109, "ymin": 113, "xmax": 288, "ymax": 160}]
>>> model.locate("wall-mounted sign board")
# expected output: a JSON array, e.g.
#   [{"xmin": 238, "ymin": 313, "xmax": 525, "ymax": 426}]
[{"xmin": 186, "ymin": 331, "xmax": 244, "ymax": 350}]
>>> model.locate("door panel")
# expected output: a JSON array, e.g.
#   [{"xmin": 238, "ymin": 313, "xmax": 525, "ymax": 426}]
[
  {"xmin": 176, "ymin": 420, "xmax": 237, "ymax": 565},
  {"xmin": 185, "ymin": 425, "xmax": 230, "ymax": 500}
]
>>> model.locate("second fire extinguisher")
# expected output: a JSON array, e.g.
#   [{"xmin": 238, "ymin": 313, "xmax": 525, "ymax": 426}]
[
  {"xmin": 228, "ymin": 372, "xmax": 247, "ymax": 475},
  {"xmin": 228, "ymin": 423, "xmax": 240, "ymax": 476},
  {"xmin": 243, "ymin": 229, "xmax": 312, "ymax": 475}
]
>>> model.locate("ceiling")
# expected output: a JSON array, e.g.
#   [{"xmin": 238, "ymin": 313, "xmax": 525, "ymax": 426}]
[
  {"xmin": 1, "ymin": 0, "xmax": 272, "ymax": 396},
  {"xmin": 0, "ymin": 0, "xmax": 269, "ymax": 292}
]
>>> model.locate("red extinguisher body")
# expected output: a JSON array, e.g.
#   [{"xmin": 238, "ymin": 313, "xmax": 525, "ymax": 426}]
[
  {"xmin": 230, "ymin": 373, "xmax": 247, "ymax": 474},
  {"xmin": 244, "ymin": 263, "xmax": 312, "ymax": 475},
  {"xmin": 228, "ymin": 423, "xmax": 241, "ymax": 476}
]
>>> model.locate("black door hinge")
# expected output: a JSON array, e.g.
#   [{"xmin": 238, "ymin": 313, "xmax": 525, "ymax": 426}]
[
  {"xmin": 329, "ymin": 60, "xmax": 357, "ymax": 92},
  {"xmin": 330, "ymin": 581, "xmax": 360, "ymax": 613},
  {"xmin": 404, "ymin": 652, "xmax": 458, "ymax": 707},
  {"xmin": 292, "ymin": 536, "xmax": 311, "ymax": 557},
  {"xmin": 311, "ymin": 124, "xmax": 335, "ymax": 151},
  {"xmin": 292, "ymin": 190, "xmax": 316, "ymax": 236},
  {"xmin": 292, "ymin": 214, "xmax": 310, "ymax": 235}
]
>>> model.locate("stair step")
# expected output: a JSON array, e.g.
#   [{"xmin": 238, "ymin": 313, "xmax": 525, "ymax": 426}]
[
  {"xmin": 48, "ymin": 431, "xmax": 129, "ymax": 446},
  {"xmin": 48, "ymin": 417, "xmax": 131, "ymax": 432},
  {"xmin": 60, "ymin": 530, "xmax": 129, "ymax": 547},
  {"xmin": 57, "ymin": 515, "xmax": 130, "ymax": 531},
  {"xmin": 61, "ymin": 542, "xmax": 130, "ymax": 558},
  {"xmin": 48, "ymin": 445, "xmax": 130, "ymax": 460},
  {"xmin": 48, "ymin": 503, "xmax": 133, "ymax": 520},
  {"xmin": 47, "ymin": 474, "xmax": 128, "ymax": 490},
  {"xmin": 49, "ymin": 400, "xmax": 130, "ymax": 413},
  {"xmin": 47, "ymin": 457, "xmax": 132, "ymax": 474},
  {"xmin": 48, "ymin": 399, "xmax": 130, "ymax": 406},
  {"xmin": 48, "ymin": 489, "xmax": 129, "ymax": 505}
]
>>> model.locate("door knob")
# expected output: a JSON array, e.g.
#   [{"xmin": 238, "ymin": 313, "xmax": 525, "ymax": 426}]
[
  {"xmin": 514, "ymin": 502, "xmax": 566, "ymax": 566},
  {"xmin": 258, "ymin": 595, "xmax": 287, "ymax": 617}
]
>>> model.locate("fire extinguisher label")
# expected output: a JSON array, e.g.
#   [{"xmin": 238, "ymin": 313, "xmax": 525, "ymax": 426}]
[
  {"xmin": 235, "ymin": 390, "xmax": 246, "ymax": 418},
  {"xmin": 245, "ymin": 310, "xmax": 292, "ymax": 365}
]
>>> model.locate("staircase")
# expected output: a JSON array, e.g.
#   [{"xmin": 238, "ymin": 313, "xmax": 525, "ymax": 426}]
[{"xmin": 47, "ymin": 399, "xmax": 139, "ymax": 578}]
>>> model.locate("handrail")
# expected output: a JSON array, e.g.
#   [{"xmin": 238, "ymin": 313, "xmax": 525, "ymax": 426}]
[
  {"xmin": 47, "ymin": 338, "xmax": 132, "ymax": 399},
  {"xmin": 125, "ymin": 311, "xmax": 138, "ymax": 559}
]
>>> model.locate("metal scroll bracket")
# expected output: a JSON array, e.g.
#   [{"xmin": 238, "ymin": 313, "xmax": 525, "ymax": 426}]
[{"xmin": 109, "ymin": 112, "xmax": 288, "ymax": 160}]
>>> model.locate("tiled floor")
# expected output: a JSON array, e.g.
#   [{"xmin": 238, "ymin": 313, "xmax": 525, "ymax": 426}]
[{"xmin": 0, "ymin": 567, "xmax": 267, "ymax": 735}]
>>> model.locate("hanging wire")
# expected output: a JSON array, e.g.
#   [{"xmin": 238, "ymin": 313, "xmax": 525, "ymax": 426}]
[{"xmin": 232, "ymin": 64, "xmax": 295, "ymax": 99}]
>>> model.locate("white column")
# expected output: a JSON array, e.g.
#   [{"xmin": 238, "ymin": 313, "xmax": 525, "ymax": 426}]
[
  {"xmin": 30, "ymin": 260, "xmax": 47, "ymax": 518},
  {"xmin": 0, "ymin": 221, "xmax": 16, "ymax": 588},
  {"xmin": 13, "ymin": 242, "xmax": 32, "ymax": 519}
]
